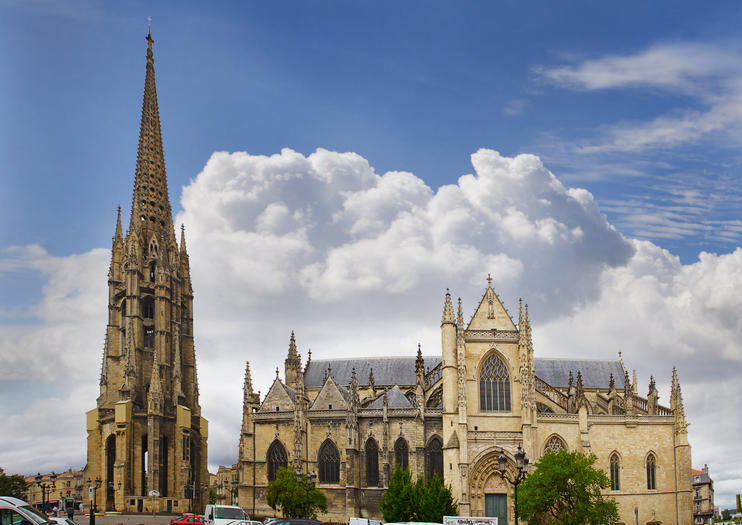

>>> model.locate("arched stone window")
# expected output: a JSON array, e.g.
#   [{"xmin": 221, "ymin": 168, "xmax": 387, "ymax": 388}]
[
  {"xmin": 646, "ymin": 453, "xmax": 656, "ymax": 490},
  {"xmin": 610, "ymin": 453, "xmax": 620, "ymax": 491},
  {"xmin": 394, "ymin": 437, "xmax": 409, "ymax": 471},
  {"xmin": 479, "ymin": 352, "xmax": 511, "ymax": 411},
  {"xmin": 365, "ymin": 438, "xmax": 379, "ymax": 487},
  {"xmin": 318, "ymin": 439, "xmax": 340, "ymax": 484},
  {"xmin": 425, "ymin": 436, "xmax": 443, "ymax": 480},
  {"xmin": 543, "ymin": 435, "xmax": 567, "ymax": 455},
  {"xmin": 267, "ymin": 440, "xmax": 288, "ymax": 482},
  {"xmin": 142, "ymin": 296, "xmax": 155, "ymax": 319},
  {"xmin": 149, "ymin": 262, "xmax": 156, "ymax": 282}
]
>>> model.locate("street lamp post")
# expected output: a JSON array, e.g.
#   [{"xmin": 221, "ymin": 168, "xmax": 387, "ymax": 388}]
[
  {"xmin": 498, "ymin": 446, "xmax": 530, "ymax": 525},
  {"xmin": 295, "ymin": 471, "xmax": 317, "ymax": 519},
  {"xmin": 35, "ymin": 472, "xmax": 57, "ymax": 513},
  {"xmin": 87, "ymin": 477, "xmax": 102, "ymax": 525}
]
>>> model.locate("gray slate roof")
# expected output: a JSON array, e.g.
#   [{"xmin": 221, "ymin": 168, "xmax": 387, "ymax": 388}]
[
  {"xmin": 304, "ymin": 356, "xmax": 441, "ymax": 388},
  {"xmin": 534, "ymin": 358, "xmax": 624, "ymax": 389},
  {"xmin": 303, "ymin": 356, "xmax": 621, "ymax": 390},
  {"xmin": 366, "ymin": 385, "xmax": 413, "ymax": 409}
]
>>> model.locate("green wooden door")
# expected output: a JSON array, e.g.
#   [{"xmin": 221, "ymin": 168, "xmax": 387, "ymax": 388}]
[{"xmin": 484, "ymin": 494, "xmax": 507, "ymax": 525}]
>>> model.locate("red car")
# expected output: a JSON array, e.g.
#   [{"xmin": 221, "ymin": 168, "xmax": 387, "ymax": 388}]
[{"xmin": 171, "ymin": 515, "xmax": 205, "ymax": 525}]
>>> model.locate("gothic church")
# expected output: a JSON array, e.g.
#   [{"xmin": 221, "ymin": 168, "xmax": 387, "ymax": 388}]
[
  {"xmin": 237, "ymin": 283, "xmax": 693, "ymax": 525},
  {"xmin": 85, "ymin": 31, "xmax": 209, "ymax": 513}
]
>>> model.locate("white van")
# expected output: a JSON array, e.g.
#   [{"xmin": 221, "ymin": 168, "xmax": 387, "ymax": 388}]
[
  {"xmin": 0, "ymin": 496, "xmax": 53, "ymax": 525},
  {"xmin": 203, "ymin": 504, "xmax": 247, "ymax": 525}
]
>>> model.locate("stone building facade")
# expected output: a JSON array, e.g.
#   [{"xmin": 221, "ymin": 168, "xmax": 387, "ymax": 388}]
[
  {"xmin": 85, "ymin": 31, "xmax": 208, "ymax": 514},
  {"xmin": 236, "ymin": 282, "xmax": 693, "ymax": 524},
  {"xmin": 692, "ymin": 466, "xmax": 714, "ymax": 524},
  {"xmin": 24, "ymin": 470, "xmax": 84, "ymax": 511}
]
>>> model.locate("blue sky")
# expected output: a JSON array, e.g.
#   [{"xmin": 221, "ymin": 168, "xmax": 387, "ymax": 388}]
[
  {"xmin": 1, "ymin": 0, "xmax": 742, "ymax": 510},
  {"xmin": 3, "ymin": 1, "xmax": 742, "ymax": 261}
]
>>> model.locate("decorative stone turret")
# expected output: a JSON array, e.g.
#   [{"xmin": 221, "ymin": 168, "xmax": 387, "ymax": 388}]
[
  {"xmin": 285, "ymin": 331, "xmax": 302, "ymax": 388},
  {"xmin": 647, "ymin": 375, "xmax": 658, "ymax": 415}
]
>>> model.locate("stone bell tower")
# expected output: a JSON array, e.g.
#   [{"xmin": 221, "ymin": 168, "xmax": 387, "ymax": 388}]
[{"xmin": 85, "ymin": 30, "xmax": 208, "ymax": 514}]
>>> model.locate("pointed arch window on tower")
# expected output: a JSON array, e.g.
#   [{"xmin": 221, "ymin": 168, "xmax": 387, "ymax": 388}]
[
  {"xmin": 318, "ymin": 440, "xmax": 340, "ymax": 484},
  {"xmin": 266, "ymin": 440, "xmax": 288, "ymax": 483},
  {"xmin": 610, "ymin": 453, "xmax": 621, "ymax": 491},
  {"xmin": 646, "ymin": 453, "xmax": 656, "ymax": 490},
  {"xmin": 149, "ymin": 262, "xmax": 156, "ymax": 282},
  {"xmin": 394, "ymin": 437, "xmax": 409, "ymax": 471},
  {"xmin": 479, "ymin": 353, "xmax": 511, "ymax": 411},
  {"xmin": 365, "ymin": 438, "xmax": 379, "ymax": 487}
]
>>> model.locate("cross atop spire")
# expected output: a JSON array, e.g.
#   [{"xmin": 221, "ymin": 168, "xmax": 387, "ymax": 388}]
[
  {"xmin": 486, "ymin": 273, "xmax": 493, "ymax": 288},
  {"xmin": 129, "ymin": 29, "xmax": 174, "ymax": 242}
]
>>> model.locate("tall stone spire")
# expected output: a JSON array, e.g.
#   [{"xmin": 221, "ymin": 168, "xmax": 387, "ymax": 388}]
[{"xmin": 129, "ymin": 29, "xmax": 174, "ymax": 240}]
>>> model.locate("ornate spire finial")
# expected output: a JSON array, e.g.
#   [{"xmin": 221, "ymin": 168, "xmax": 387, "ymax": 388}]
[
  {"xmin": 369, "ymin": 367, "xmax": 375, "ymax": 389},
  {"xmin": 275, "ymin": 366, "xmax": 279, "ymax": 379},
  {"xmin": 632, "ymin": 369, "xmax": 638, "ymax": 394},
  {"xmin": 609, "ymin": 373, "xmax": 615, "ymax": 390},
  {"xmin": 114, "ymin": 206, "xmax": 123, "ymax": 242},
  {"xmin": 288, "ymin": 330, "xmax": 298, "ymax": 359},
  {"xmin": 649, "ymin": 375, "xmax": 656, "ymax": 392},
  {"xmin": 180, "ymin": 224, "xmax": 188, "ymax": 254},
  {"xmin": 244, "ymin": 361, "xmax": 253, "ymax": 397},
  {"xmin": 442, "ymin": 289, "xmax": 455, "ymax": 325},
  {"xmin": 487, "ymin": 273, "xmax": 493, "ymax": 288},
  {"xmin": 457, "ymin": 297, "xmax": 464, "ymax": 328},
  {"xmin": 415, "ymin": 345, "xmax": 425, "ymax": 376},
  {"xmin": 576, "ymin": 370, "xmax": 584, "ymax": 396}
]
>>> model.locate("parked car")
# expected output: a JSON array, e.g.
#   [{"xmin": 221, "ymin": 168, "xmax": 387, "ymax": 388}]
[
  {"xmin": 0, "ymin": 497, "xmax": 53, "ymax": 525},
  {"xmin": 171, "ymin": 514, "xmax": 205, "ymax": 525}
]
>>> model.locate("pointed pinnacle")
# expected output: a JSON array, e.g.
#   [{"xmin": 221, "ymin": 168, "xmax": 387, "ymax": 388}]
[
  {"xmin": 288, "ymin": 330, "xmax": 298, "ymax": 358},
  {"xmin": 442, "ymin": 289, "xmax": 455, "ymax": 325},
  {"xmin": 180, "ymin": 224, "xmax": 189, "ymax": 255},
  {"xmin": 114, "ymin": 206, "xmax": 123, "ymax": 242},
  {"xmin": 518, "ymin": 298, "xmax": 523, "ymax": 325},
  {"xmin": 457, "ymin": 297, "xmax": 464, "ymax": 328},
  {"xmin": 244, "ymin": 361, "xmax": 253, "ymax": 395}
]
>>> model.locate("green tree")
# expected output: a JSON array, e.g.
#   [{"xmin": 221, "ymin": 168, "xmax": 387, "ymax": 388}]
[
  {"xmin": 265, "ymin": 467, "xmax": 327, "ymax": 519},
  {"xmin": 414, "ymin": 474, "xmax": 458, "ymax": 522},
  {"xmin": 380, "ymin": 466, "xmax": 458, "ymax": 523},
  {"xmin": 208, "ymin": 488, "xmax": 217, "ymax": 505},
  {"xmin": 379, "ymin": 465, "xmax": 416, "ymax": 522},
  {"xmin": 517, "ymin": 450, "xmax": 619, "ymax": 525},
  {"xmin": 0, "ymin": 468, "xmax": 28, "ymax": 499}
]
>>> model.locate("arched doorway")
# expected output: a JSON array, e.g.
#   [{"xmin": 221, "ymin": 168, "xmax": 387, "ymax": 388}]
[{"xmin": 470, "ymin": 449, "xmax": 515, "ymax": 524}]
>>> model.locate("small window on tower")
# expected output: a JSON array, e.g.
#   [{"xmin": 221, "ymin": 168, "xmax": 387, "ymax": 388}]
[
  {"xmin": 150, "ymin": 263, "xmax": 156, "ymax": 282},
  {"xmin": 143, "ymin": 296, "xmax": 155, "ymax": 319}
]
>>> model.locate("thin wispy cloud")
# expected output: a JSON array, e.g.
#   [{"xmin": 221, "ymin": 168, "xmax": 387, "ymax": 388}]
[{"xmin": 538, "ymin": 43, "xmax": 742, "ymax": 153}]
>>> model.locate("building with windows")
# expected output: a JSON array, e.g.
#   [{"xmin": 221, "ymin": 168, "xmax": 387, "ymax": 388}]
[
  {"xmin": 693, "ymin": 465, "xmax": 714, "ymax": 524},
  {"xmin": 24, "ymin": 470, "xmax": 84, "ymax": 512},
  {"xmin": 235, "ymin": 282, "xmax": 693, "ymax": 524},
  {"xmin": 84, "ymin": 31, "xmax": 208, "ymax": 514}
]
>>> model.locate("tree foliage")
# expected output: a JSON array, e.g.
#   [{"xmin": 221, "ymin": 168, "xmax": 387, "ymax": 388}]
[
  {"xmin": 380, "ymin": 466, "xmax": 457, "ymax": 523},
  {"xmin": 265, "ymin": 467, "xmax": 327, "ymax": 519},
  {"xmin": 0, "ymin": 468, "xmax": 28, "ymax": 499},
  {"xmin": 379, "ymin": 466, "xmax": 416, "ymax": 522},
  {"xmin": 517, "ymin": 450, "xmax": 619, "ymax": 525}
]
